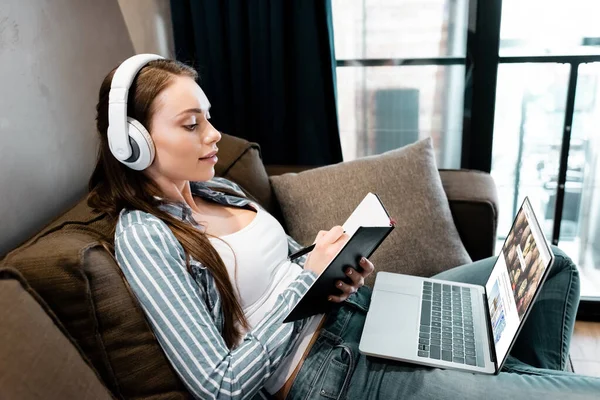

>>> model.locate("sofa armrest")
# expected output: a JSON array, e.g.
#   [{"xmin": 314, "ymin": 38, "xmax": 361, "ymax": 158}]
[{"xmin": 439, "ymin": 169, "xmax": 499, "ymax": 262}]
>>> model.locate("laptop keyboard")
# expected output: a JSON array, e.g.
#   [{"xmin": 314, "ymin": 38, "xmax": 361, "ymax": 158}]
[{"xmin": 417, "ymin": 281, "xmax": 479, "ymax": 366}]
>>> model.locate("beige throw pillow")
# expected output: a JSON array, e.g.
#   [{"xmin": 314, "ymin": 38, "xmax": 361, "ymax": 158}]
[{"xmin": 270, "ymin": 138, "xmax": 471, "ymax": 286}]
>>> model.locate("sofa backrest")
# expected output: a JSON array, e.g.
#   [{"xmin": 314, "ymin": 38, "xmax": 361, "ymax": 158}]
[{"xmin": 0, "ymin": 133, "xmax": 267, "ymax": 399}]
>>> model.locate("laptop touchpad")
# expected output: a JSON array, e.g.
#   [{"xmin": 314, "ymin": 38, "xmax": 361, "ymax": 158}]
[{"xmin": 361, "ymin": 291, "xmax": 420, "ymax": 355}]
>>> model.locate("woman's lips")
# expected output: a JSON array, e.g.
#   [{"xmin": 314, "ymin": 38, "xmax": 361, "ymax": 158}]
[
  {"xmin": 200, "ymin": 150, "xmax": 218, "ymax": 159},
  {"xmin": 199, "ymin": 151, "xmax": 218, "ymax": 164}
]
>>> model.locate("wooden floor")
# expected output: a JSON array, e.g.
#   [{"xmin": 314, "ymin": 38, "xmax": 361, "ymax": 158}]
[{"xmin": 570, "ymin": 321, "xmax": 600, "ymax": 377}]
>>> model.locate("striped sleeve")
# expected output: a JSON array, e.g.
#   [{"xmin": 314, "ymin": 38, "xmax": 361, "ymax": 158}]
[
  {"xmin": 114, "ymin": 219, "xmax": 316, "ymax": 400},
  {"xmin": 286, "ymin": 234, "xmax": 310, "ymax": 268}
]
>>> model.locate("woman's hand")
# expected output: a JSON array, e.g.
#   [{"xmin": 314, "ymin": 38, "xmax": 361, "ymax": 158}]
[
  {"xmin": 304, "ymin": 226, "xmax": 349, "ymax": 276},
  {"xmin": 328, "ymin": 257, "xmax": 375, "ymax": 303},
  {"xmin": 303, "ymin": 226, "xmax": 375, "ymax": 303}
]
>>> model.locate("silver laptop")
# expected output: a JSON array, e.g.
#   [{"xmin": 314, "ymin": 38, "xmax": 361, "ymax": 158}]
[{"xmin": 359, "ymin": 197, "xmax": 555, "ymax": 374}]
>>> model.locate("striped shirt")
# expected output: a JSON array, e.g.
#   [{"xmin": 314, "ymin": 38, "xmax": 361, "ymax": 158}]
[{"xmin": 114, "ymin": 178, "xmax": 317, "ymax": 399}]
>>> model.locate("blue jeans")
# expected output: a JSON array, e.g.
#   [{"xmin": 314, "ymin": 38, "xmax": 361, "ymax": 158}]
[{"xmin": 287, "ymin": 247, "xmax": 600, "ymax": 399}]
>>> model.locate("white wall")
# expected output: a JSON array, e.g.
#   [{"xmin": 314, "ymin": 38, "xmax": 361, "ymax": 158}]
[
  {"xmin": 0, "ymin": 0, "xmax": 134, "ymax": 255},
  {"xmin": 117, "ymin": 0, "xmax": 175, "ymax": 57}
]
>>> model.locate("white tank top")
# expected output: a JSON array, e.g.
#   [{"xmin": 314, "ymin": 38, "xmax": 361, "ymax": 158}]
[{"xmin": 208, "ymin": 203, "xmax": 323, "ymax": 394}]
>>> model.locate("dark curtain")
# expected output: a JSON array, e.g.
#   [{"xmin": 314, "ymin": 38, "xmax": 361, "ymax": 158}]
[{"xmin": 170, "ymin": 0, "xmax": 342, "ymax": 166}]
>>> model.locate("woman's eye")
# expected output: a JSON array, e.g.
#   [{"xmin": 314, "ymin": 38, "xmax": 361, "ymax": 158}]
[{"xmin": 183, "ymin": 124, "xmax": 198, "ymax": 131}]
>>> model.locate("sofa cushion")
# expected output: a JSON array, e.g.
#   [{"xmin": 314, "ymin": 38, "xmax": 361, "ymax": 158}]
[
  {"xmin": 0, "ymin": 268, "xmax": 113, "ymax": 400},
  {"xmin": 270, "ymin": 138, "xmax": 472, "ymax": 286},
  {"xmin": 0, "ymin": 200, "xmax": 192, "ymax": 399}
]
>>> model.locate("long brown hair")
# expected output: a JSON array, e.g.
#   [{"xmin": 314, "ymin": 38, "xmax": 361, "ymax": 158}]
[{"xmin": 88, "ymin": 59, "xmax": 248, "ymax": 348}]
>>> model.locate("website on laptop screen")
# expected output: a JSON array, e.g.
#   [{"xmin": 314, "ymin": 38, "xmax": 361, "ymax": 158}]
[{"xmin": 485, "ymin": 199, "xmax": 553, "ymax": 364}]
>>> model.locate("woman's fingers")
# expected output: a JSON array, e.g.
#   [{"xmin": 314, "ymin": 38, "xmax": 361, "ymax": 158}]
[
  {"xmin": 327, "ymin": 258, "xmax": 374, "ymax": 303},
  {"xmin": 328, "ymin": 272, "xmax": 362, "ymax": 303},
  {"xmin": 336, "ymin": 279, "xmax": 356, "ymax": 294},
  {"xmin": 321, "ymin": 225, "xmax": 345, "ymax": 246},
  {"xmin": 332, "ymin": 233, "xmax": 350, "ymax": 254},
  {"xmin": 359, "ymin": 257, "xmax": 375, "ymax": 277},
  {"xmin": 328, "ymin": 294, "xmax": 350, "ymax": 303},
  {"xmin": 345, "ymin": 266, "xmax": 364, "ymax": 286},
  {"xmin": 315, "ymin": 227, "xmax": 349, "ymax": 263},
  {"xmin": 313, "ymin": 230, "xmax": 328, "ymax": 244},
  {"xmin": 328, "ymin": 279, "xmax": 355, "ymax": 303}
]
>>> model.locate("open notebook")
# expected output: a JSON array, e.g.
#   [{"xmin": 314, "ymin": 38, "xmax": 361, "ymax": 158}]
[{"xmin": 283, "ymin": 193, "xmax": 395, "ymax": 323}]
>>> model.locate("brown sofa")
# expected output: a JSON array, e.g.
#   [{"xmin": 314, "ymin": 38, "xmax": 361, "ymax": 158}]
[{"xmin": 0, "ymin": 133, "xmax": 499, "ymax": 399}]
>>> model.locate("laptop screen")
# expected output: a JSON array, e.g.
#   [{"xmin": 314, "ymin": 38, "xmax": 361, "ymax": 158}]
[{"xmin": 484, "ymin": 198, "xmax": 554, "ymax": 366}]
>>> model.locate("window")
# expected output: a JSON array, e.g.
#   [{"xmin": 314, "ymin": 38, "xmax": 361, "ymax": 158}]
[
  {"xmin": 332, "ymin": 0, "xmax": 470, "ymax": 168},
  {"xmin": 491, "ymin": 0, "xmax": 600, "ymax": 299},
  {"xmin": 332, "ymin": 0, "xmax": 600, "ymax": 301},
  {"xmin": 500, "ymin": 0, "xmax": 600, "ymax": 57}
]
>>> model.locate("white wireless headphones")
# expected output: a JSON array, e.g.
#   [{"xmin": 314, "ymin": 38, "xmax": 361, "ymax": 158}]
[{"xmin": 108, "ymin": 53, "xmax": 164, "ymax": 170}]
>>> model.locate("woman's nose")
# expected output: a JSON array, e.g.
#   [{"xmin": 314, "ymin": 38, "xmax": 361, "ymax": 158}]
[{"xmin": 205, "ymin": 123, "xmax": 221, "ymax": 144}]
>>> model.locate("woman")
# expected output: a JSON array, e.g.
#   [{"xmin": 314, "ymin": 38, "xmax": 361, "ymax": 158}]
[{"xmin": 88, "ymin": 56, "xmax": 599, "ymax": 400}]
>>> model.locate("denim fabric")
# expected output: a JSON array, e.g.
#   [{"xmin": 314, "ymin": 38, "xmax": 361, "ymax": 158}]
[{"xmin": 287, "ymin": 247, "xmax": 600, "ymax": 399}]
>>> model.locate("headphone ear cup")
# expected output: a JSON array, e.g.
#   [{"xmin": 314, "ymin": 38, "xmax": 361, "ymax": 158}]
[{"xmin": 121, "ymin": 118, "xmax": 155, "ymax": 170}]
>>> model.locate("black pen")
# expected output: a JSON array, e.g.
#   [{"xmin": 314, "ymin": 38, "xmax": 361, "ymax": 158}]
[{"xmin": 288, "ymin": 244, "xmax": 316, "ymax": 261}]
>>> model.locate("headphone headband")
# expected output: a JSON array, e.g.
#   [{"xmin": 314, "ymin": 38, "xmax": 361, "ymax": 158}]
[{"xmin": 108, "ymin": 54, "xmax": 164, "ymax": 161}]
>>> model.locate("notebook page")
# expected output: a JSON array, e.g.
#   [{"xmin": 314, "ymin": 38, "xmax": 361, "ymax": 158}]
[{"xmin": 342, "ymin": 193, "xmax": 390, "ymax": 237}]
